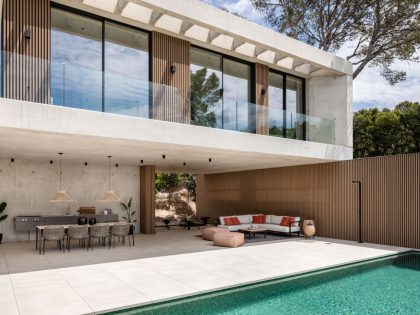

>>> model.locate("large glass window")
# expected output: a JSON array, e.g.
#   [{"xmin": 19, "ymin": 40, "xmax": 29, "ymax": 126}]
[
  {"xmin": 268, "ymin": 72, "xmax": 284, "ymax": 136},
  {"xmin": 286, "ymin": 76, "xmax": 304, "ymax": 139},
  {"xmin": 268, "ymin": 71, "xmax": 305, "ymax": 139},
  {"xmin": 223, "ymin": 59, "xmax": 251, "ymax": 132},
  {"xmin": 51, "ymin": 8, "xmax": 102, "ymax": 111},
  {"xmin": 105, "ymin": 22, "xmax": 149, "ymax": 117},
  {"xmin": 190, "ymin": 47, "xmax": 251, "ymax": 132},
  {"xmin": 51, "ymin": 8, "xmax": 150, "ymax": 117},
  {"xmin": 190, "ymin": 47, "xmax": 222, "ymax": 128}
]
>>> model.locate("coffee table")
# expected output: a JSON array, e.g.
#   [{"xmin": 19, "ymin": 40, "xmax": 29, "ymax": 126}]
[{"xmin": 238, "ymin": 228, "xmax": 267, "ymax": 240}]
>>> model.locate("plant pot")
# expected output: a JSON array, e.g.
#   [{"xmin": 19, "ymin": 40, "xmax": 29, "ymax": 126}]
[
  {"xmin": 302, "ymin": 219, "xmax": 315, "ymax": 238},
  {"xmin": 0, "ymin": 233, "xmax": 3, "ymax": 244}
]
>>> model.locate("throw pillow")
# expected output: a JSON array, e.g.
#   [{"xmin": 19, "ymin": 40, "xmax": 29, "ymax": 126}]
[
  {"xmin": 224, "ymin": 217, "xmax": 234, "ymax": 225},
  {"xmin": 231, "ymin": 217, "xmax": 240, "ymax": 225},
  {"xmin": 252, "ymin": 215, "xmax": 265, "ymax": 224},
  {"xmin": 280, "ymin": 216, "xmax": 295, "ymax": 226}
]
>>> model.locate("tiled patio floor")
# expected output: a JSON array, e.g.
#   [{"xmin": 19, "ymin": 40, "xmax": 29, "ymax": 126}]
[{"xmin": 0, "ymin": 229, "xmax": 409, "ymax": 315}]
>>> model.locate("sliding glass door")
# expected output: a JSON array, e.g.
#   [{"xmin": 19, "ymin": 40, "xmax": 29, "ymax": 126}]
[
  {"xmin": 51, "ymin": 8, "xmax": 102, "ymax": 111},
  {"xmin": 268, "ymin": 71, "xmax": 305, "ymax": 139},
  {"xmin": 51, "ymin": 7, "xmax": 150, "ymax": 117},
  {"xmin": 190, "ymin": 47, "xmax": 252, "ymax": 132}
]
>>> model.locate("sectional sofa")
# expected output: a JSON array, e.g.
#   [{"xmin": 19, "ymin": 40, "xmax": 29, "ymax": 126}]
[{"xmin": 218, "ymin": 214, "xmax": 301, "ymax": 236}]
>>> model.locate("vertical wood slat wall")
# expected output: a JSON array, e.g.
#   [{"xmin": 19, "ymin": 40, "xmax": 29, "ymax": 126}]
[
  {"xmin": 151, "ymin": 31, "xmax": 190, "ymax": 124},
  {"xmin": 2, "ymin": 0, "xmax": 50, "ymax": 103},
  {"xmin": 197, "ymin": 153, "xmax": 420, "ymax": 249},
  {"xmin": 255, "ymin": 63, "xmax": 269, "ymax": 135},
  {"xmin": 140, "ymin": 165, "xmax": 156, "ymax": 234}
]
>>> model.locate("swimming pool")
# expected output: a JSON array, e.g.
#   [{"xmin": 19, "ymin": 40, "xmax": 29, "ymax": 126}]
[{"xmin": 107, "ymin": 252, "xmax": 420, "ymax": 315}]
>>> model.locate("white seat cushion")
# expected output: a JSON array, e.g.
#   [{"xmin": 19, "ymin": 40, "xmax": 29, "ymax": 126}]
[
  {"xmin": 270, "ymin": 215, "xmax": 283, "ymax": 225},
  {"xmin": 236, "ymin": 215, "xmax": 251, "ymax": 224}
]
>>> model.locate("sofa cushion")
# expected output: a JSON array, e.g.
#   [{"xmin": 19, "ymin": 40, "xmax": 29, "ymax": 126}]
[
  {"xmin": 224, "ymin": 217, "xmax": 234, "ymax": 225},
  {"xmin": 252, "ymin": 215, "xmax": 265, "ymax": 224},
  {"xmin": 265, "ymin": 215, "xmax": 272, "ymax": 224},
  {"xmin": 270, "ymin": 215, "xmax": 283, "ymax": 225},
  {"xmin": 231, "ymin": 217, "xmax": 240, "ymax": 225},
  {"xmin": 265, "ymin": 224, "xmax": 300, "ymax": 233},
  {"xmin": 218, "ymin": 224, "xmax": 251, "ymax": 232},
  {"xmin": 237, "ymin": 215, "xmax": 251, "ymax": 224},
  {"xmin": 280, "ymin": 216, "xmax": 295, "ymax": 226}
]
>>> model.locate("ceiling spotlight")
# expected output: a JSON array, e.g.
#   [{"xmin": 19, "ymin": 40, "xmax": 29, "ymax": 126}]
[{"xmin": 162, "ymin": 155, "xmax": 166, "ymax": 159}]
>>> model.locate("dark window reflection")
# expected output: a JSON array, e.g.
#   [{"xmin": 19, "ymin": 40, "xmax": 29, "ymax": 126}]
[
  {"xmin": 268, "ymin": 72, "xmax": 284, "ymax": 137},
  {"xmin": 286, "ymin": 76, "xmax": 304, "ymax": 140},
  {"xmin": 190, "ymin": 47, "xmax": 222, "ymax": 128},
  {"xmin": 51, "ymin": 8, "xmax": 102, "ymax": 111},
  {"xmin": 104, "ymin": 22, "xmax": 149, "ymax": 118},
  {"xmin": 223, "ymin": 59, "xmax": 251, "ymax": 132}
]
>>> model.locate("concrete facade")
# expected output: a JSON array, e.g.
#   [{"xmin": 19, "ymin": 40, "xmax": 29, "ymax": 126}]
[{"xmin": 0, "ymin": 157, "xmax": 140, "ymax": 242}]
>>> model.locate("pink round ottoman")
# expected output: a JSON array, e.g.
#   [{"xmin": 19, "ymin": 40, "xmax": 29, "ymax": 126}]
[
  {"xmin": 202, "ymin": 227, "xmax": 230, "ymax": 241},
  {"xmin": 213, "ymin": 232, "xmax": 244, "ymax": 248}
]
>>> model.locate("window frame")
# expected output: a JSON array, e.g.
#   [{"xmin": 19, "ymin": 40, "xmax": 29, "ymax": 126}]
[
  {"xmin": 50, "ymin": 3, "xmax": 152, "ymax": 113},
  {"xmin": 268, "ymin": 69, "xmax": 306, "ymax": 140}
]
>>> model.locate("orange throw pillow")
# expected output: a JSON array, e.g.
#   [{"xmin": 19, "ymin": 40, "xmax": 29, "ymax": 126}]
[
  {"xmin": 280, "ymin": 216, "xmax": 295, "ymax": 226},
  {"xmin": 252, "ymin": 215, "xmax": 265, "ymax": 224},
  {"xmin": 224, "ymin": 217, "xmax": 234, "ymax": 225},
  {"xmin": 231, "ymin": 217, "xmax": 240, "ymax": 225}
]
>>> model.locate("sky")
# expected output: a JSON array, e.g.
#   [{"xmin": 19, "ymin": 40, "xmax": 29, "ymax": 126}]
[{"xmin": 201, "ymin": 0, "xmax": 420, "ymax": 111}]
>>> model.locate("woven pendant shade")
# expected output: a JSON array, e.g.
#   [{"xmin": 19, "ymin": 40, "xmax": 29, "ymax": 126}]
[
  {"xmin": 50, "ymin": 153, "xmax": 73, "ymax": 203},
  {"xmin": 99, "ymin": 156, "xmax": 120, "ymax": 202}
]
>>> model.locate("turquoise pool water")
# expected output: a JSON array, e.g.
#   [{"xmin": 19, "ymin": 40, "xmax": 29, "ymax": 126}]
[{"xmin": 108, "ymin": 252, "xmax": 420, "ymax": 315}]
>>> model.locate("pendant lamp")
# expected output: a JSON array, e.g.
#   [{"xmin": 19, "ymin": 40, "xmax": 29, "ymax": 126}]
[
  {"xmin": 50, "ymin": 153, "xmax": 73, "ymax": 203},
  {"xmin": 100, "ymin": 156, "xmax": 120, "ymax": 202}
]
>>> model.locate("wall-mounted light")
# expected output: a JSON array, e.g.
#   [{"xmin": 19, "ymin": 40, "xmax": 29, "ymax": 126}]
[
  {"xmin": 50, "ymin": 160, "xmax": 53, "ymax": 165},
  {"xmin": 24, "ymin": 29, "xmax": 31, "ymax": 39},
  {"xmin": 84, "ymin": 162, "xmax": 88, "ymax": 166},
  {"xmin": 140, "ymin": 160, "xmax": 144, "ymax": 164},
  {"xmin": 209, "ymin": 158, "xmax": 212, "ymax": 163},
  {"xmin": 261, "ymin": 88, "xmax": 266, "ymax": 95},
  {"xmin": 183, "ymin": 162, "xmax": 186, "ymax": 166},
  {"xmin": 162, "ymin": 155, "xmax": 166, "ymax": 159},
  {"xmin": 11, "ymin": 158, "xmax": 14, "ymax": 163},
  {"xmin": 170, "ymin": 65, "xmax": 176, "ymax": 73},
  {"xmin": 115, "ymin": 163, "xmax": 119, "ymax": 168}
]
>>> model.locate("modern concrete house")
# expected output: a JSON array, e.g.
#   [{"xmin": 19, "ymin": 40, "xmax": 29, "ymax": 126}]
[{"xmin": 0, "ymin": 0, "xmax": 354, "ymax": 241}]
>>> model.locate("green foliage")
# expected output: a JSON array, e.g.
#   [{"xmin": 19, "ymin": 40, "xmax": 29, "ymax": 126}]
[
  {"xmin": 120, "ymin": 197, "xmax": 136, "ymax": 223},
  {"xmin": 190, "ymin": 68, "xmax": 221, "ymax": 127},
  {"xmin": 251, "ymin": 0, "xmax": 420, "ymax": 84},
  {"xmin": 353, "ymin": 102, "xmax": 420, "ymax": 158},
  {"xmin": 155, "ymin": 173, "xmax": 197, "ymax": 199},
  {"xmin": 0, "ymin": 202, "xmax": 7, "ymax": 222}
]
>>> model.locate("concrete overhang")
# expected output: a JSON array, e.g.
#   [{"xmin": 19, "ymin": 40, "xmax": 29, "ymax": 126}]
[
  {"xmin": 54, "ymin": 0, "xmax": 352, "ymax": 78},
  {"xmin": 0, "ymin": 98, "xmax": 352, "ymax": 174}
]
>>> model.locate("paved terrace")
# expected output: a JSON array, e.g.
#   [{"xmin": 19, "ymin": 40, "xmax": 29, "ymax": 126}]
[{"xmin": 0, "ymin": 229, "xmax": 409, "ymax": 315}]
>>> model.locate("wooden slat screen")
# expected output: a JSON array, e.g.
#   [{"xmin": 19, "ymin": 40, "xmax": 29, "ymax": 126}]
[
  {"xmin": 197, "ymin": 153, "xmax": 420, "ymax": 249},
  {"xmin": 140, "ymin": 165, "xmax": 156, "ymax": 234},
  {"xmin": 255, "ymin": 63, "xmax": 269, "ymax": 135},
  {"xmin": 151, "ymin": 31, "xmax": 190, "ymax": 123},
  {"xmin": 2, "ymin": 0, "xmax": 50, "ymax": 103}
]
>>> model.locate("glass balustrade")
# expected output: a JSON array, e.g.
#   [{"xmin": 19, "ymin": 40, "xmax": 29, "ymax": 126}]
[{"xmin": 1, "ymin": 50, "xmax": 335, "ymax": 145}]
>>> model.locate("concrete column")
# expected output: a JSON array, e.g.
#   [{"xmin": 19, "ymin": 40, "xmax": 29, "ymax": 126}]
[{"xmin": 140, "ymin": 165, "xmax": 156, "ymax": 234}]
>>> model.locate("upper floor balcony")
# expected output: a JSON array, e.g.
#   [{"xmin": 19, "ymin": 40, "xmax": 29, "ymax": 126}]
[{"xmin": 1, "ymin": 50, "xmax": 335, "ymax": 146}]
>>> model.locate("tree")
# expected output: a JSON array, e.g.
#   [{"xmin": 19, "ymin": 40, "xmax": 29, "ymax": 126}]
[
  {"xmin": 250, "ymin": 0, "xmax": 420, "ymax": 84},
  {"xmin": 396, "ymin": 101, "xmax": 420, "ymax": 152},
  {"xmin": 353, "ymin": 102, "xmax": 420, "ymax": 158},
  {"xmin": 190, "ymin": 68, "xmax": 221, "ymax": 127}
]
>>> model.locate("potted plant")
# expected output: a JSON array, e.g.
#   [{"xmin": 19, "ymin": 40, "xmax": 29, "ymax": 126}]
[
  {"xmin": 0, "ymin": 202, "xmax": 8, "ymax": 244},
  {"xmin": 120, "ymin": 197, "xmax": 136, "ymax": 234},
  {"xmin": 162, "ymin": 215, "xmax": 174, "ymax": 230}
]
